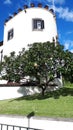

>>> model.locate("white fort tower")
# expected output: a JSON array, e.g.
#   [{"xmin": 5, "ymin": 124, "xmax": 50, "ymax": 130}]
[{"xmin": 1, "ymin": 3, "xmax": 58, "ymax": 56}]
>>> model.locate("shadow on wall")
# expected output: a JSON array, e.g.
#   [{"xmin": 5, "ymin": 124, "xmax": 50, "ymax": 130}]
[
  {"xmin": 9, "ymin": 86, "xmax": 73, "ymax": 102},
  {"xmin": 17, "ymin": 86, "xmax": 41, "ymax": 96}
]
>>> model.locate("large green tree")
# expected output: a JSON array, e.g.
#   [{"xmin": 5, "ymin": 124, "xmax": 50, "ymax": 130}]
[
  {"xmin": 22, "ymin": 42, "xmax": 65, "ymax": 95},
  {"xmin": 1, "ymin": 41, "xmax": 73, "ymax": 95}
]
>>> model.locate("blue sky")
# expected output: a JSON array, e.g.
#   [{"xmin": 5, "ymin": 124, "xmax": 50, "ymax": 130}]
[{"xmin": 0, "ymin": 0, "xmax": 73, "ymax": 52}]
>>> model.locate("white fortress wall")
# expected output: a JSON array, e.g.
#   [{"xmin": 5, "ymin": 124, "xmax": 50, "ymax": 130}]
[{"xmin": 3, "ymin": 7, "xmax": 57, "ymax": 56}]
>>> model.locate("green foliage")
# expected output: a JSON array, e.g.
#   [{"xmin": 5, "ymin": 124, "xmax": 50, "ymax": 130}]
[
  {"xmin": 62, "ymin": 51, "xmax": 73, "ymax": 83},
  {"xmin": 2, "ymin": 51, "xmax": 24, "ymax": 82},
  {"xmin": 0, "ymin": 41, "xmax": 73, "ymax": 94},
  {"xmin": 20, "ymin": 42, "xmax": 66, "ymax": 95}
]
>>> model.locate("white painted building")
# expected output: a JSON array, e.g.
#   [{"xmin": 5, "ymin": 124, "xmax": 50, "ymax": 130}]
[
  {"xmin": 0, "ymin": 3, "xmax": 58, "ymax": 56},
  {"xmin": 0, "ymin": 3, "xmax": 62, "ymax": 90}
]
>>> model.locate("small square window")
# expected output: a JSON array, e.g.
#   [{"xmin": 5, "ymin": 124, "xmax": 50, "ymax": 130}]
[
  {"xmin": 33, "ymin": 19, "xmax": 44, "ymax": 30},
  {"xmin": 8, "ymin": 29, "xmax": 14, "ymax": 41}
]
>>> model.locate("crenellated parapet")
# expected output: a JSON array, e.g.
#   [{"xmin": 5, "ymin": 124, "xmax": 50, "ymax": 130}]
[{"xmin": 4, "ymin": 3, "xmax": 55, "ymax": 25}]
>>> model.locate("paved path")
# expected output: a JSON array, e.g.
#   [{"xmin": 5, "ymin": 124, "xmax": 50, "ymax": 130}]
[{"xmin": 0, "ymin": 115, "xmax": 73, "ymax": 130}]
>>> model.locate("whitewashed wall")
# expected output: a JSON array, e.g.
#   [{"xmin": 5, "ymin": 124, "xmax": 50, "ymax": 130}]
[
  {"xmin": 0, "ymin": 86, "xmax": 40, "ymax": 100},
  {"xmin": 3, "ymin": 7, "xmax": 57, "ymax": 55}
]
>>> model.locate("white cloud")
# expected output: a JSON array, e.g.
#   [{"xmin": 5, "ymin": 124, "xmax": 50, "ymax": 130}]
[
  {"xmin": 47, "ymin": 0, "xmax": 65, "ymax": 5},
  {"xmin": 70, "ymin": 49, "xmax": 73, "ymax": 53},
  {"xmin": 55, "ymin": 0, "xmax": 65, "ymax": 5},
  {"xmin": 55, "ymin": 7, "xmax": 73, "ymax": 22},
  {"xmin": 64, "ymin": 42, "xmax": 70, "ymax": 50},
  {"xmin": 4, "ymin": 0, "xmax": 12, "ymax": 4},
  {"xmin": 66, "ymin": 31, "xmax": 73, "ymax": 35},
  {"xmin": 64, "ymin": 40, "xmax": 73, "ymax": 52}
]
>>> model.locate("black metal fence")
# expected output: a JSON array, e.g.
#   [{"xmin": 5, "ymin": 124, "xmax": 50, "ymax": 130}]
[{"xmin": 0, "ymin": 123, "xmax": 42, "ymax": 130}]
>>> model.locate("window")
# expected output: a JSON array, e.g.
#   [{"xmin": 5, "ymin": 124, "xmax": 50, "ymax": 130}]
[
  {"xmin": 8, "ymin": 28, "xmax": 14, "ymax": 41},
  {"xmin": 0, "ymin": 50, "xmax": 3, "ymax": 62},
  {"xmin": 33, "ymin": 19, "xmax": 44, "ymax": 30}
]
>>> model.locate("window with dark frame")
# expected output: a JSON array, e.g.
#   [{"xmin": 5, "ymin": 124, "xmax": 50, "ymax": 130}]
[
  {"xmin": 8, "ymin": 28, "xmax": 14, "ymax": 41},
  {"xmin": 0, "ymin": 50, "xmax": 3, "ymax": 62},
  {"xmin": 33, "ymin": 19, "xmax": 44, "ymax": 30}
]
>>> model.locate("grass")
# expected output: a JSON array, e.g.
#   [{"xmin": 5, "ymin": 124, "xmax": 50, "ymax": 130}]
[{"xmin": 0, "ymin": 82, "xmax": 73, "ymax": 118}]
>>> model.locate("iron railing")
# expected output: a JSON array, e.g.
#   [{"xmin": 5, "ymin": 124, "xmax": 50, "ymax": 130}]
[{"xmin": 0, "ymin": 123, "xmax": 42, "ymax": 130}]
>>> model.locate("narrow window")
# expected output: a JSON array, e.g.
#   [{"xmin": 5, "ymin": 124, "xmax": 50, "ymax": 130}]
[
  {"xmin": 37, "ymin": 20, "xmax": 42, "ymax": 29},
  {"xmin": 8, "ymin": 28, "xmax": 14, "ymax": 41},
  {"xmin": 0, "ymin": 50, "xmax": 3, "ymax": 62},
  {"xmin": 33, "ymin": 19, "xmax": 44, "ymax": 30}
]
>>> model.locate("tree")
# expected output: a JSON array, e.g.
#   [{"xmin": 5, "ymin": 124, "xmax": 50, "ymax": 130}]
[
  {"xmin": 62, "ymin": 50, "xmax": 73, "ymax": 83},
  {"xmin": 2, "ymin": 51, "xmax": 22, "ymax": 82},
  {"xmin": 1, "ymin": 48, "xmax": 27, "ymax": 83},
  {"xmin": 1, "ymin": 41, "xmax": 73, "ymax": 95},
  {"xmin": 23, "ymin": 42, "xmax": 65, "ymax": 96}
]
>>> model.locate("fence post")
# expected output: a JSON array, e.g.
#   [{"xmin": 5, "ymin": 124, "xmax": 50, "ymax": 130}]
[
  {"xmin": 13, "ymin": 126, "xmax": 14, "ymax": 130},
  {"xmin": 1, "ymin": 124, "xmax": 2, "ymax": 130},
  {"xmin": 7, "ymin": 125, "xmax": 8, "ymax": 130},
  {"xmin": 27, "ymin": 112, "xmax": 35, "ymax": 129}
]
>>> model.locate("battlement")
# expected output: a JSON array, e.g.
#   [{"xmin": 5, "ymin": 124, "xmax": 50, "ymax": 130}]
[{"xmin": 4, "ymin": 3, "xmax": 54, "ymax": 24}]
